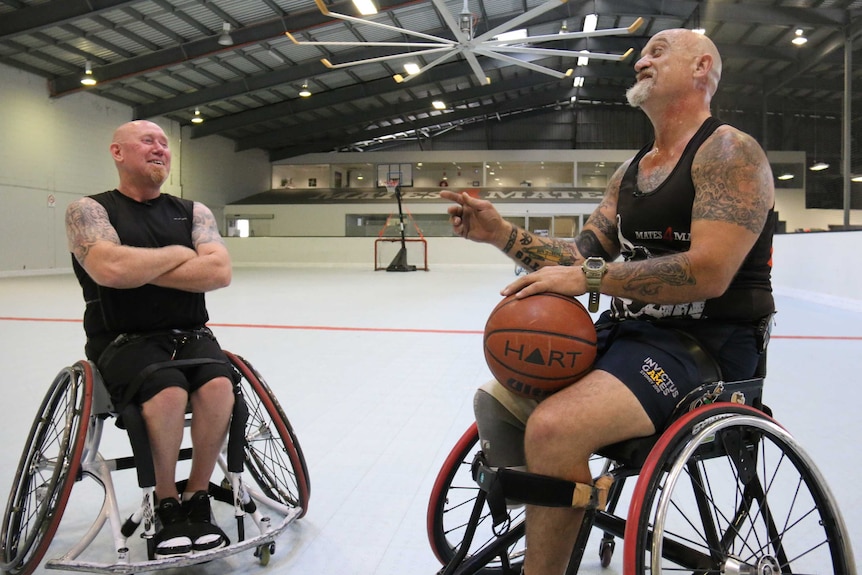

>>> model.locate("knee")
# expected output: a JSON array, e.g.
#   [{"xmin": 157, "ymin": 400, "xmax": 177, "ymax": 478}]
[
  {"xmin": 196, "ymin": 376, "xmax": 235, "ymax": 409},
  {"xmin": 148, "ymin": 386, "xmax": 189, "ymax": 409},
  {"xmin": 523, "ymin": 404, "xmax": 584, "ymax": 472},
  {"xmin": 523, "ymin": 404, "xmax": 561, "ymax": 454}
]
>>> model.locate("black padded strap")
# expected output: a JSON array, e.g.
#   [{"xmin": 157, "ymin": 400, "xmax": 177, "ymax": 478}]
[{"xmin": 472, "ymin": 453, "xmax": 613, "ymax": 515}]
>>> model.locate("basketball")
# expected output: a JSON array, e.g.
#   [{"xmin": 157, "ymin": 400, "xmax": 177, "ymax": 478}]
[{"xmin": 483, "ymin": 293, "xmax": 597, "ymax": 399}]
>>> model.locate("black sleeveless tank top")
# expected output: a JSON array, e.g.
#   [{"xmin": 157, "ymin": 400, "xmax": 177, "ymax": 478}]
[
  {"xmin": 71, "ymin": 190, "xmax": 209, "ymax": 340},
  {"xmin": 612, "ymin": 117, "xmax": 775, "ymax": 322}
]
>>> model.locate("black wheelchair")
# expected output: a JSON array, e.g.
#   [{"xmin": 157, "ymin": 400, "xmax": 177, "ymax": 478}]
[
  {"xmin": 427, "ymin": 351, "xmax": 857, "ymax": 574},
  {"xmin": 1, "ymin": 350, "xmax": 309, "ymax": 575}
]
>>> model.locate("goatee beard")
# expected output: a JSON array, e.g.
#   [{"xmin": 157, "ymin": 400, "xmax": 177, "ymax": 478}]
[
  {"xmin": 626, "ymin": 80, "xmax": 651, "ymax": 108},
  {"xmin": 148, "ymin": 166, "xmax": 168, "ymax": 186}
]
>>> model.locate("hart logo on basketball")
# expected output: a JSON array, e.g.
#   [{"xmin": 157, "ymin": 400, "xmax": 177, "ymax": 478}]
[{"xmin": 483, "ymin": 293, "xmax": 597, "ymax": 399}]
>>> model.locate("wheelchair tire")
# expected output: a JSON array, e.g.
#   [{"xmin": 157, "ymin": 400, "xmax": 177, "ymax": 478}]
[
  {"xmin": 624, "ymin": 403, "xmax": 856, "ymax": 574},
  {"xmin": 225, "ymin": 352, "xmax": 310, "ymax": 518},
  {"xmin": 1, "ymin": 361, "xmax": 93, "ymax": 575},
  {"xmin": 426, "ymin": 423, "xmax": 526, "ymax": 574}
]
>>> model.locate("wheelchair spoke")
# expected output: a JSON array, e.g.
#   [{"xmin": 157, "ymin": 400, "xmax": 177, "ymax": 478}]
[
  {"xmin": 226, "ymin": 351, "xmax": 310, "ymax": 516},
  {"xmin": 2, "ymin": 364, "xmax": 91, "ymax": 575},
  {"xmin": 627, "ymin": 406, "xmax": 854, "ymax": 575}
]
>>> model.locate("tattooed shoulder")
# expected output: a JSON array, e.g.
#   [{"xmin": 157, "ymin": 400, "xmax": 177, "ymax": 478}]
[
  {"xmin": 691, "ymin": 127, "xmax": 773, "ymax": 234},
  {"xmin": 65, "ymin": 198, "xmax": 119, "ymax": 264},
  {"xmin": 191, "ymin": 202, "xmax": 225, "ymax": 247}
]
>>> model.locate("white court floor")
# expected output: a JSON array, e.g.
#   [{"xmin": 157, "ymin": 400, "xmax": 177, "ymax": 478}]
[{"xmin": 0, "ymin": 265, "xmax": 859, "ymax": 574}]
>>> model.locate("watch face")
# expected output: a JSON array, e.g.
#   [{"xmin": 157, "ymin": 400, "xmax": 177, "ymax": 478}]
[{"xmin": 585, "ymin": 258, "xmax": 604, "ymax": 271}]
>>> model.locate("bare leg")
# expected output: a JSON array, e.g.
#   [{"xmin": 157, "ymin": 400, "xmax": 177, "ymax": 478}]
[
  {"xmin": 141, "ymin": 386, "xmax": 189, "ymax": 501},
  {"xmin": 186, "ymin": 377, "xmax": 234, "ymax": 493},
  {"xmin": 522, "ymin": 370, "xmax": 655, "ymax": 575}
]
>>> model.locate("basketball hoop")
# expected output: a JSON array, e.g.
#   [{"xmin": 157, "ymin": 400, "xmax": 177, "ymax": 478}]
[{"xmin": 384, "ymin": 179, "xmax": 400, "ymax": 193}]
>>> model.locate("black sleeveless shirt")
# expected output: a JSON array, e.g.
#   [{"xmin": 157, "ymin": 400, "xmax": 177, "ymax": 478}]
[
  {"xmin": 612, "ymin": 117, "xmax": 775, "ymax": 322},
  {"xmin": 71, "ymin": 190, "xmax": 209, "ymax": 343}
]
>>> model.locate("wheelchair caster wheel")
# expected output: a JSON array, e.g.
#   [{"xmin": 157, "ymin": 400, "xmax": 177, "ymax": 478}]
[
  {"xmin": 599, "ymin": 538, "xmax": 615, "ymax": 568},
  {"xmin": 255, "ymin": 542, "xmax": 275, "ymax": 565}
]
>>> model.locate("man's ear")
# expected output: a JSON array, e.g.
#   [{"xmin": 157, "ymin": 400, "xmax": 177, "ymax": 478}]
[
  {"xmin": 109, "ymin": 142, "xmax": 123, "ymax": 162},
  {"xmin": 694, "ymin": 54, "xmax": 713, "ymax": 76}
]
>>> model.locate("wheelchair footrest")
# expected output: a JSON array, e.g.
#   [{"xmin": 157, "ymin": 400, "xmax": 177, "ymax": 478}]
[{"xmin": 471, "ymin": 452, "xmax": 613, "ymax": 527}]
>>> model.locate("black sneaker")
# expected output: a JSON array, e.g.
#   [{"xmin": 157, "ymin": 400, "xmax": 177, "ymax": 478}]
[
  {"xmin": 153, "ymin": 497, "xmax": 193, "ymax": 559},
  {"xmin": 183, "ymin": 490, "xmax": 229, "ymax": 552}
]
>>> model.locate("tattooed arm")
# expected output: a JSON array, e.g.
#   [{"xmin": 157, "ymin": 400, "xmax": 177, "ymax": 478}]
[
  {"xmin": 606, "ymin": 126, "xmax": 773, "ymax": 303},
  {"xmin": 66, "ymin": 197, "xmax": 197, "ymax": 289},
  {"xmin": 440, "ymin": 166, "xmax": 623, "ymax": 272},
  {"xmin": 503, "ymin": 128, "xmax": 773, "ymax": 302},
  {"xmin": 66, "ymin": 199, "xmax": 230, "ymax": 292},
  {"xmin": 500, "ymin": 163, "xmax": 624, "ymax": 272},
  {"xmin": 148, "ymin": 202, "xmax": 232, "ymax": 292}
]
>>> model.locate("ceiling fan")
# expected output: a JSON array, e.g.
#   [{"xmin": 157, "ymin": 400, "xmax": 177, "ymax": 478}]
[{"xmin": 287, "ymin": 0, "xmax": 643, "ymax": 85}]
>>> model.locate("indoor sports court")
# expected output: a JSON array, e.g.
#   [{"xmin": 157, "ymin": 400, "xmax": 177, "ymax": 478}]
[
  {"xmin": 0, "ymin": 264, "xmax": 860, "ymax": 574},
  {"xmin": 1, "ymin": 0, "xmax": 861, "ymax": 573}
]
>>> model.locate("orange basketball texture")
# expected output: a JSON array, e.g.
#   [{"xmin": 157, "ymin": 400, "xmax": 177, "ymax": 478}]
[{"xmin": 484, "ymin": 293, "xmax": 597, "ymax": 399}]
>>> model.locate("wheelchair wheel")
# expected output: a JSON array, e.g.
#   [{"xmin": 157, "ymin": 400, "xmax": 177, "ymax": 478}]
[
  {"xmin": 426, "ymin": 423, "xmax": 526, "ymax": 574},
  {"xmin": 226, "ymin": 351, "xmax": 310, "ymax": 518},
  {"xmin": 1, "ymin": 361, "xmax": 93, "ymax": 575},
  {"xmin": 624, "ymin": 403, "xmax": 856, "ymax": 574}
]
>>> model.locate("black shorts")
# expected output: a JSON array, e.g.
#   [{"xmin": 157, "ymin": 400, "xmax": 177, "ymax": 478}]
[
  {"xmin": 593, "ymin": 312, "xmax": 760, "ymax": 430},
  {"xmin": 93, "ymin": 328, "xmax": 236, "ymax": 409}
]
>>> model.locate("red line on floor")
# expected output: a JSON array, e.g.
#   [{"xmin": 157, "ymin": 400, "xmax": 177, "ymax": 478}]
[{"xmin": 1, "ymin": 316, "xmax": 861, "ymax": 340}]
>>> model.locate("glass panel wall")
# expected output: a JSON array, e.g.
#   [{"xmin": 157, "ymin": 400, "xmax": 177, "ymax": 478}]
[{"xmin": 246, "ymin": 155, "xmax": 818, "ymax": 238}]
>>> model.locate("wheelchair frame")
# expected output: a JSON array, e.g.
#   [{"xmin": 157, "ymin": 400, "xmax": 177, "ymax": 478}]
[
  {"xmin": 1, "ymin": 350, "xmax": 310, "ymax": 575},
  {"xmin": 427, "ymin": 376, "xmax": 857, "ymax": 574}
]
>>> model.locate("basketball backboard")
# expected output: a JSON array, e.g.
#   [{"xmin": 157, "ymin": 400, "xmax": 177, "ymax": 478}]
[{"xmin": 376, "ymin": 163, "xmax": 413, "ymax": 188}]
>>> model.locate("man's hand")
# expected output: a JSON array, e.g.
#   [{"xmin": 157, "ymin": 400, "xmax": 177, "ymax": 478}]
[
  {"xmin": 440, "ymin": 190, "xmax": 510, "ymax": 247},
  {"xmin": 501, "ymin": 265, "xmax": 588, "ymax": 299}
]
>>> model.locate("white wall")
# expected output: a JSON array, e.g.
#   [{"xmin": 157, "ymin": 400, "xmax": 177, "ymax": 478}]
[
  {"xmin": 0, "ymin": 61, "xmax": 270, "ymax": 273},
  {"xmin": 771, "ymin": 231, "xmax": 862, "ymax": 309}
]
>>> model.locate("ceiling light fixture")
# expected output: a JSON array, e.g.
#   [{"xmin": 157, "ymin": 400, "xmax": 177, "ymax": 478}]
[
  {"xmin": 404, "ymin": 62, "xmax": 420, "ymax": 75},
  {"xmin": 809, "ymin": 161, "xmax": 829, "ymax": 171},
  {"xmin": 352, "ymin": 0, "xmax": 377, "ymax": 15},
  {"xmin": 852, "ymin": 175, "xmax": 862, "ymax": 182},
  {"xmin": 191, "ymin": 108, "xmax": 204, "ymax": 124},
  {"xmin": 218, "ymin": 22, "xmax": 234, "ymax": 46},
  {"xmin": 286, "ymin": 0, "xmax": 643, "ymax": 86},
  {"xmin": 299, "ymin": 81, "xmax": 312, "ymax": 97},
  {"xmin": 792, "ymin": 28, "xmax": 807, "ymax": 46},
  {"xmin": 432, "ymin": 100, "xmax": 446, "ymax": 110},
  {"xmin": 777, "ymin": 173, "xmax": 794, "ymax": 181},
  {"xmin": 80, "ymin": 60, "xmax": 97, "ymax": 86}
]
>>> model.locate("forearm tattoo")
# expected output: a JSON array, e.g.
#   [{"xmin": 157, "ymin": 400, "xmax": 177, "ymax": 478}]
[
  {"xmin": 608, "ymin": 253, "xmax": 695, "ymax": 298},
  {"xmin": 575, "ymin": 230, "xmax": 612, "ymax": 260},
  {"xmin": 587, "ymin": 210, "xmax": 617, "ymax": 237},
  {"xmin": 511, "ymin": 229, "xmax": 577, "ymax": 269},
  {"xmin": 503, "ymin": 225, "xmax": 517, "ymax": 253},
  {"xmin": 191, "ymin": 203, "xmax": 225, "ymax": 248},
  {"xmin": 65, "ymin": 200, "xmax": 120, "ymax": 265}
]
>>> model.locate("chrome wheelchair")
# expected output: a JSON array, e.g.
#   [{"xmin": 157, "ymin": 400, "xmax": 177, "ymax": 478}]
[
  {"xmin": 427, "ymin": 352, "xmax": 856, "ymax": 574},
  {"xmin": 1, "ymin": 350, "xmax": 309, "ymax": 575}
]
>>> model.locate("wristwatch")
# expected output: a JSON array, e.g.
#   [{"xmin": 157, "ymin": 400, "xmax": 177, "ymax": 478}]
[{"xmin": 582, "ymin": 257, "xmax": 608, "ymax": 313}]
